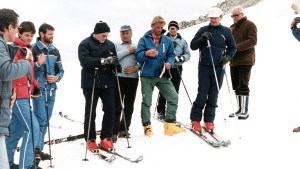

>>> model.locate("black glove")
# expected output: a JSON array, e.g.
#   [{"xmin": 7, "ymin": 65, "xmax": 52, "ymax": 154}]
[
  {"xmin": 175, "ymin": 56, "xmax": 185, "ymax": 63},
  {"xmin": 115, "ymin": 64, "xmax": 122, "ymax": 73},
  {"xmin": 19, "ymin": 47, "xmax": 27, "ymax": 57},
  {"xmin": 200, "ymin": 32, "xmax": 212, "ymax": 41},
  {"xmin": 101, "ymin": 56, "xmax": 118, "ymax": 65},
  {"xmin": 292, "ymin": 17, "xmax": 300, "ymax": 29},
  {"xmin": 218, "ymin": 55, "xmax": 231, "ymax": 65},
  {"xmin": 55, "ymin": 62, "xmax": 60, "ymax": 74},
  {"xmin": 31, "ymin": 87, "xmax": 42, "ymax": 98}
]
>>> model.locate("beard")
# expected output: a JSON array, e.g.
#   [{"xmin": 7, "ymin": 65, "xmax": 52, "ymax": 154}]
[{"xmin": 44, "ymin": 36, "xmax": 53, "ymax": 44}]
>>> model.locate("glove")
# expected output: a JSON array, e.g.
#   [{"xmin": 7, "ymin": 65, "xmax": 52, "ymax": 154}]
[
  {"xmin": 175, "ymin": 56, "xmax": 185, "ymax": 63},
  {"xmin": 200, "ymin": 32, "xmax": 212, "ymax": 41},
  {"xmin": 19, "ymin": 47, "xmax": 33, "ymax": 62},
  {"xmin": 218, "ymin": 55, "xmax": 231, "ymax": 65},
  {"xmin": 115, "ymin": 64, "xmax": 122, "ymax": 73},
  {"xmin": 292, "ymin": 17, "xmax": 300, "ymax": 29},
  {"xmin": 101, "ymin": 56, "xmax": 118, "ymax": 65},
  {"xmin": 31, "ymin": 87, "xmax": 42, "ymax": 98},
  {"xmin": 55, "ymin": 62, "xmax": 60, "ymax": 74}
]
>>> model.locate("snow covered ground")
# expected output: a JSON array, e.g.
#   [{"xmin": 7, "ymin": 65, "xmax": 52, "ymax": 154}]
[{"xmin": 3, "ymin": 0, "xmax": 300, "ymax": 168}]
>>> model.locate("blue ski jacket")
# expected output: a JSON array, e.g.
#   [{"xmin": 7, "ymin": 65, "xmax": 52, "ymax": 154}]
[{"xmin": 136, "ymin": 30, "xmax": 175, "ymax": 77}]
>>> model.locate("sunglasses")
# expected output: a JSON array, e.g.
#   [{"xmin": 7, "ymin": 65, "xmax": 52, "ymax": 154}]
[
  {"xmin": 231, "ymin": 13, "xmax": 241, "ymax": 18},
  {"xmin": 169, "ymin": 27, "xmax": 177, "ymax": 31}
]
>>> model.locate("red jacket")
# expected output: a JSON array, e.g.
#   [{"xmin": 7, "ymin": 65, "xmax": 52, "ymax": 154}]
[{"xmin": 12, "ymin": 37, "xmax": 39, "ymax": 99}]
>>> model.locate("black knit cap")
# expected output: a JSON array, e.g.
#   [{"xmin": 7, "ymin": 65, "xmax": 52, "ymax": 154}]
[
  {"xmin": 94, "ymin": 21, "xmax": 110, "ymax": 34},
  {"xmin": 168, "ymin": 20, "xmax": 179, "ymax": 30}
]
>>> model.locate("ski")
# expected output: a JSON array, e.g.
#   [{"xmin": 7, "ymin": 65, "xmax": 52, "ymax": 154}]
[
  {"xmin": 90, "ymin": 149, "xmax": 116, "ymax": 163},
  {"xmin": 44, "ymin": 130, "xmax": 101, "ymax": 145},
  {"xmin": 100, "ymin": 148, "xmax": 143, "ymax": 163},
  {"xmin": 202, "ymin": 126, "xmax": 231, "ymax": 146},
  {"xmin": 176, "ymin": 122, "xmax": 221, "ymax": 147},
  {"xmin": 59, "ymin": 111, "xmax": 84, "ymax": 124}
]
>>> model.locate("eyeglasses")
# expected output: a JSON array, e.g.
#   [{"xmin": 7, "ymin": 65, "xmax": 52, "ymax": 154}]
[
  {"xmin": 169, "ymin": 27, "xmax": 177, "ymax": 31},
  {"xmin": 231, "ymin": 13, "xmax": 241, "ymax": 18}
]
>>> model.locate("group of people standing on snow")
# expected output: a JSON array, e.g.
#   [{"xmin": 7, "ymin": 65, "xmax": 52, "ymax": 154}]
[
  {"xmin": 0, "ymin": 9, "xmax": 64, "ymax": 169},
  {"xmin": 0, "ymin": 5, "xmax": 258, "ymax": 169},
  {"xmin": 78, "ymin": 5, "xmax": 257, "ymax": 154}
]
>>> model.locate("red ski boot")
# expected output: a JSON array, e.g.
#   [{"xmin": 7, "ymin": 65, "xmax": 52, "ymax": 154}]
[
  {"xmin": 192, "ymin": 121, "xmax": 202, "ymax": 133},
  {"xmin": 100, "ymin": 138, "xmax": 114, "ymax": 152}
]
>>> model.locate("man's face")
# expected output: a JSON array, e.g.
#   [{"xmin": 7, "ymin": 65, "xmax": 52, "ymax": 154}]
[
  {"xmin": 231, "ymin": 9, "xmax": 244, "ymax": 23},
  {"xmin": 168, "ymin": 26, "xmax": 177, "ymax": 37},
  {"xmin": 151, "ymin": 22, "xmax": 165, "ymax": 36},
  {"xmin": 41, "ymin": 30, "xmax": 54, "ymax": 44},
  {"xmin": 209, "ymin": 16, "xmax": 222, "ymax": 26},
  {"xmin": 6, "ymin": 20, "xmax": 19, "ymax": 42},
  {"xmin": 19, "ymin": 32, "xmax": 34, "ymax": 45},
  {"xmin": 120, "ymin": 30, "xmax": 132, "ymax": 43},
  {"xmin": 94, "ymin": 32, "xmax": 109, "ymax": 43}
]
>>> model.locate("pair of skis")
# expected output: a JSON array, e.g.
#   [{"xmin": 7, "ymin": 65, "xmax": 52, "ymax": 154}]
[
  {"xmin": 85, "ymin": 145, "xmax": 143, "ymax": 163},
  {"xmin": 153, "ymin": 115, "xmax": 230, "ymax": 147},
  {"xmin": 176, "ymin": 122, "xmax": 231, "ymax": 147},
  {"xmin": 58, "ymin": 112, "xmax": 143, "ymax": 163}
]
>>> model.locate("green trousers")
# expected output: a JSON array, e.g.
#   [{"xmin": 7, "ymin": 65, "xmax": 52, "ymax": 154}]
[{"xmin": 140, "ymin": 77, "xmax": 178, "ymax": 125}]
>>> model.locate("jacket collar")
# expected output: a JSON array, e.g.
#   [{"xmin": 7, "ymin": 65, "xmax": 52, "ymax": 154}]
[{"xmin": 35, "ymin": 37, "xmax": 55, "ymax": 51}]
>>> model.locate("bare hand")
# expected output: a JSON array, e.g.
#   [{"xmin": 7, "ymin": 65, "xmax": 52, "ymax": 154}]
[
  {"xmin": 47, "ymin": 75, "xmax": 59, "ymax": 83},
  {"xmin": 128, "ymin": 45, "xmax": 136, "ymax": 54},
  {"xmin": 37, "ymin": 53, "xmax": 46, "ymax": 66},
  {"xmin": 10, "ymin": 89, "xmax": 16, "ymax": 109},
  {"xmin": 25, "ymin": 48, "xmax": 33, "ymax": 62},
  {"xmin": 146, "ymin": 49, "xmax": 158, "ymax": 57},
  {"xmin": 165, "ymin": 63, "xmax": 171, "ymax": 70},
  {"xmin": 124, "ymin": 66, "xmax": 137, "ymax": 75}
]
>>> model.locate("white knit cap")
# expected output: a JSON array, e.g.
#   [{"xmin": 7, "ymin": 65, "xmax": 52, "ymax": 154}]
[{"xmin": 207, "ymin": 7, "xmax": 223, "ymax": 17}]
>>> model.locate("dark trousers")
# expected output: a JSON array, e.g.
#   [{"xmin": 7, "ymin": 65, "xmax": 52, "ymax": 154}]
[
  {"xmin": 113, "ymin": 77, "xmax": 139, "ymax": 135},
  {"xmin": 230, "ymin": 65, "xmax": 252, "ymax": 96},
  {"xmin": 157, "ymin": 66, "xmax": 182, "ymax": 113},
  {"xmin": 83, "ymin": 87, "xmax": 115, "ymax": 141},
  {"xmin": 190, "ymin": 65, "xmax": 224, "ymax": 123}
]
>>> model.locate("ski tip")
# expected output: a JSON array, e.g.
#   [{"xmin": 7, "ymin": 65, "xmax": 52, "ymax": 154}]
[
  {"xmin": 104, "ymin": 155, "xmax": 116, "ymax": 163},
  {"xmin": 211, "ymin": 142, "xmax": 221, "ymax": 147},
  {"xmin": 136, "ymin": 155, "xmax": 143, "ymax": 162},
  {"xmin": 225, "ymin": 140, "xmax": 231, "ymax": 146}
]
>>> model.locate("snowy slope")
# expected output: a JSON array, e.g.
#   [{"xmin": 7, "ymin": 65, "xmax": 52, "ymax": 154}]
[{"xmin": 4, "ymin": 0, "xmax": 300, "ymax": 168}]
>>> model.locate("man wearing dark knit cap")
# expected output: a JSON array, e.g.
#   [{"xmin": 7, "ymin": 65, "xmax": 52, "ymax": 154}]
[
  {"xmin": 156, "ymin": 20, "xmax": 191, "ymax": 120},
  {"xmin": 78, "ymin": 21, "xmax": 120, "ymax": 152}
]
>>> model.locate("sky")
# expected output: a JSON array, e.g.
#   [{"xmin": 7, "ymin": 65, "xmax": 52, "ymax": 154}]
[
  {"xmin": 4, "ymin": 0, "xmax": 300, "ymax": 169},
  {"xmin": 3, "ymin": 0, "xmax": 224, "ymax": 60}
]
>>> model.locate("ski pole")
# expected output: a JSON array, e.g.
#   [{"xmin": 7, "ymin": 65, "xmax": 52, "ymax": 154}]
[
  {"xmin": 206, "ymin": 40, "xmax": 227, "ymax": 123},
  {"xmin": 83, "ymin": 68, "xmax": 98, "ymax": 161},
  {"xmin": 223, "ymin": 66, "xmax": 241, "ymax": 139},
  {"xmin": 176, "ymin": 68, "xmax": 192, "ymax": 106},
  {"xmin": 44, "ymin": 64, "xmax": 54, "ymax": 168},
  {"xmin": 153, "ymin": 93, "xmax": 160, "ymax": 118},
  {"xmin": 27, "ymin": 77, "xmax": 37, "ymax": 169},
  {"xmin": 115, "ymin": 68, "xmax": 131, "ymax": 148}
]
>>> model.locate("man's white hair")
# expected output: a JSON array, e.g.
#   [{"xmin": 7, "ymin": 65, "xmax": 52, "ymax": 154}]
[{"xmin": 231, "ymin": 6, "xmax": 244, "ymax": 13}]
